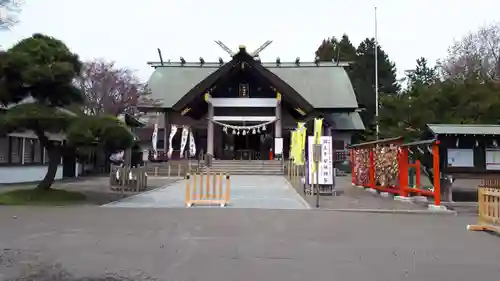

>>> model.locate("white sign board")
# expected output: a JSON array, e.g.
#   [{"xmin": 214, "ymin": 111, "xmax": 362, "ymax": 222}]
[
  {"xmin": 486, "ymin": 149, "xmax": 500, "ymax": 170},
  {"xmin": 308, "ymin": 136, "xmax": 334, "ymax": 185},
  {"xmin": 274, "ymin": 138, "xmax": 283, "ymax": 155},
  {"xmin": 447, "ymin": 148, "xmax": 474, "ymax": 167}
]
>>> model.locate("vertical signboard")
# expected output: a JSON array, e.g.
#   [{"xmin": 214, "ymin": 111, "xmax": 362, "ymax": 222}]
[{"xmin": 308, "ymin": 136, "xmax": 334, "ymax": 185}]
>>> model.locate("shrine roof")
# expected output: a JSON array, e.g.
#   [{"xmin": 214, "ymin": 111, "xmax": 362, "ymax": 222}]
[
  {"xmin": 145, "ymin": 60, "xmax": 359, "ymax": 110},
  {"xmin": 427, "ymin": 124, "xmax": 500, "ymax": 136},
  {"xmin": 330, "ymin": 112, "xmax": 365, "ymax": 131}
]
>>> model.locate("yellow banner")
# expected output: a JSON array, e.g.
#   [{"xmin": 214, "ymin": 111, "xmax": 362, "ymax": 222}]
[
  {"xmin": 313, "ymin": 118, "xmax": 323, "ymax": 145},
  {"xmin": 295, "ymin": 122, "xmax": 306, "ymax": 165},
  {"xmin": 290, "ymin": 130, "xmax": 297, "ymax": 160},
  {"xmin": 297, "ymin": 122, "xmax": 305, "ymax": 150}
]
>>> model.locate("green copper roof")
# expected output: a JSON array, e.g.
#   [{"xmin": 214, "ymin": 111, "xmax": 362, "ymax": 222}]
[
  {"xmin": 330, "ymin": 112, "xmax": 365, "ymax": 131},
  {"xmin": 145, "ymin": 62, "xmax": 359, "ymax": 109},
  {"xmin": 146, "ymin": 66, "xmax": 219, "ymax": 109},
  {"xmin": 427, "ymin": 124, "xmax": 500, "ymax": 135},
  {"xmin": 267, "ymin": 64, "xmax": 358, "ymax": 109}
]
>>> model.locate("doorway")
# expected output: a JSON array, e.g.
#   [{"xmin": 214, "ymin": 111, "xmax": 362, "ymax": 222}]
[{"xmin": 234, "ymin": 133, "xmax": 261, "ymax": 159}]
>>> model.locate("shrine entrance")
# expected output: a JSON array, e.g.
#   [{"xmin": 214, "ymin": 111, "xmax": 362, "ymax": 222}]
[{"xmin": 220, "ymin": 124, "xmax": 274, "ymax": 160}]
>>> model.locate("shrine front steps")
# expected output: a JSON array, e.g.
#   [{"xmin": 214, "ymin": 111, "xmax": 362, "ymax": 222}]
[{"xmin": 200, "ymin": 160, "xmax": 284, "ymax": 175}]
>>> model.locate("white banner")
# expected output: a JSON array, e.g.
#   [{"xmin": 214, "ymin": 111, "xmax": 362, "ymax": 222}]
[
  {"xmin": 308, "ymin": 136, "xmax": 334, "ymax": 185},
  {"xmin": 167, "ymin": 125, "xmax": 178, "ymax": 158},
  {"xmin": 151, "ymin": 123, "xmax": 158, "ymax": 159},
  {"xmin": 179, "ymin": 126, "xmax": 189, "ymax": 158},
  {"xmin": 274, "ymin": 138, "xmax": 283, "ymax": 155},
  {"xmin": 189, "ymin": 130, "xmax": 196, "ymax": 156}
]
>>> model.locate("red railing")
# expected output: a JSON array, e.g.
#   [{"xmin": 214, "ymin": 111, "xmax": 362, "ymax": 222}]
[{"xmin": 348, "ymin": 137, "xmax": 441, "ymax": 206}]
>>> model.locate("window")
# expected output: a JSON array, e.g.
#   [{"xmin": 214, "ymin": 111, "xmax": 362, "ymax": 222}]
[
  {"xmin": 447, "ymin": 148, "xmax": 474, "ymax": 167},
  {"xmin": 9, "ymin": 137, "xmax": 22, "ymax": 164},
  {"xmin": 486, "ymin": 149, "xmax": 500, "ymax": 170},
  {"xmin": 24, "ymin": 138, "xmax": 34, "ymax": 164},
  {"xmin": 0, "ymin": 137, "xmax": 8, "ymax": 164}
]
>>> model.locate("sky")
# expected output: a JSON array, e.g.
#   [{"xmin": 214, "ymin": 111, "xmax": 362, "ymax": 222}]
[{"xmin": 1, "ymin": 0, "xmax": 500, "ymax": 82}]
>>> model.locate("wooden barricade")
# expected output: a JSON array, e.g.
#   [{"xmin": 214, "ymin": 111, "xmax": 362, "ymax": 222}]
[
  {"xmin": 185, "ymin": 171, "xmax": 231, "ymax": 207},
  {"xmin": 109, "ymin": 165, "xmax": 148, "ymax": 192},
  {"xmin": 467, "ymin": 179, "xmax": 500, "ymax": 235}
]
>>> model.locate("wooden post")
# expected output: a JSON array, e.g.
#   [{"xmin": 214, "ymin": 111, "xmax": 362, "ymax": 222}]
[
  {"xmin": 218, "ymin": 173, "xmax": 223, "ymax": 200},
  {"xmin": 132, "ymin": 167, "xmax": 138, "ymax": 192},
  {"xmin": 205, "ymin": 172, "xmax": 210, "ymax": 199},
  {"xmin": 368, "ymin": 148, "xmax": 375, "ymax": 188},
  {"xmin": 415, "ymin": 160, "xmax": 421, "ymax": 189},
  {"xmin": 399, "ymin": 147, "xmax": 409, "ymax": 197},
  {"xmin": 198, "ymin": 173, "xmax": 203, "ymax": 199},
  {"xmin": 168, "ymin": 164, "xmax": 171, "ymax": 177},
  {"xmin": 295, "ymin": 165, "xmax": 300, "ymax": 187},
  {"xmin": 350, "ymin": 149, "xmax": 356, "ymax": 186},
  {"xmin": 225, "ymin": 173, "xmax": 231, "ymax": 203},
  {"xmin": 193, "ymin": 172, "xmax": 198, "ymax": 199},
  {"xmin": 185, "ymin": 173, "xmax": 191, "ymax": 205},
  {"xmin": 109, "ymin": 165, "xmax": 114, "ymax": 187},
  {"xmin": 433, "ymin": 141, "xmax": 441, "ymax": 206},
  {"xmin": 154, "ymin": 166, "xmax": 158, "ymax": 176},
  {"xmin": 212, "ymin": 172, "xmax": 217, "ymax": 199},
  {"xmin": 293, "ymin": 163, "xmax": 297, "ymax": 186},
  {"xmin": 369, "ymin": 149, "xmax": 375, "ymax": 188}
]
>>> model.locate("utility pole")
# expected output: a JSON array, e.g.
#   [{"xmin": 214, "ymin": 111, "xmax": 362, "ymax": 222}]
[{"xmin": 374, "ymin": 6, "xmax": 380, "ymax": 140}]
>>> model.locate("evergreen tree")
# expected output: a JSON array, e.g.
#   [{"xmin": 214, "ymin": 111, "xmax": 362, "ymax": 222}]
[
  {"xmin": 407, "ymin": 57, "xmax": 438, "ymax": 88},
  {"xmin": 0, "ymin": 34, "xmax": 134, "ymax": 190},
  {"xmin": 315, "ymin": 36, "xmax": 399, "ymax": 141},
  {"xmin": 316, "ymin": 34, "xmax": 357, "ymax": 62}
]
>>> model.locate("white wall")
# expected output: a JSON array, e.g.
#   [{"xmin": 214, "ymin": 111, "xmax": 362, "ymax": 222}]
[{"xmin": 0, "ymin": 165, "xmax": 63, "ymax": 184}]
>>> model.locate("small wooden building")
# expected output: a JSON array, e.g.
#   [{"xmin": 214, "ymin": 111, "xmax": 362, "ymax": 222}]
[{"xmin": 421, "ymin": 124, "xmax": 500, "ymax": 175}]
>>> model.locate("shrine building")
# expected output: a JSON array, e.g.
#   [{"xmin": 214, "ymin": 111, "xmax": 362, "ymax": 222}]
[{"xmin": 139, "ymin": 44, "xmax": 365, "ymax": 160}]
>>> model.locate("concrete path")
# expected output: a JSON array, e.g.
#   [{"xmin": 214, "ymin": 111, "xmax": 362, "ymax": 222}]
[{"xmin": 103, "ymin": 175, "xmax": 310, "ymax": 209}]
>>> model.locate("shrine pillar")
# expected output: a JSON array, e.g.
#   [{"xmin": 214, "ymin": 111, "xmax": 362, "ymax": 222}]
[
  {"xmin": 205, "ymin": 94, "xmax": 214, "ymax": 160},
  {"xmin": 275, "ymin": 93, "xmax": 282, "ymax": 138}
]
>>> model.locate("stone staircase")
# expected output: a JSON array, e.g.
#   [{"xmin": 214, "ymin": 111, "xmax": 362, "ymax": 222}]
[
  {"xmin": 145, "ymin": 160, "xmax": 200, "ymax": 177},
  {"xmin": 200, "ymin": 160, "xmax": 284, "ymax": 175}
]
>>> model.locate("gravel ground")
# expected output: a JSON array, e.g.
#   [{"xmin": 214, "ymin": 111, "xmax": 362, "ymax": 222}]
[{"xmin": 0, "ymin": 207, "xmax": 499, "ymax": 281}]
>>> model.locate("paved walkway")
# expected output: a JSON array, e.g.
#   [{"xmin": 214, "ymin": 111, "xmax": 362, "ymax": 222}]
[
  {"xmin": 297, "ymin": 176, "xmax": 430, "ymax": 211},
  {"xmin": 104, "ymin": 175, "xmax": 310, "ymax": 209}
]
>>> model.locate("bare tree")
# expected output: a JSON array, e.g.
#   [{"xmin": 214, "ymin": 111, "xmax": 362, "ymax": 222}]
[
  {"xmin": 0, "ymin": 0, "xmax": 23, "ymax": 30},
  {"xmin": 77, "ymin": 59, "xmax": 157, "ymax": 116},
  {"xmin": 439, "ymin": 21, "xmax": 500, "ymax": 81}
]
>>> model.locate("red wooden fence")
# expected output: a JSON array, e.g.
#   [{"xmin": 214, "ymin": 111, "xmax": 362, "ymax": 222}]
[{"xmin": 348, "ymin": 137, "xmax": 441, "ymax": 206}]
